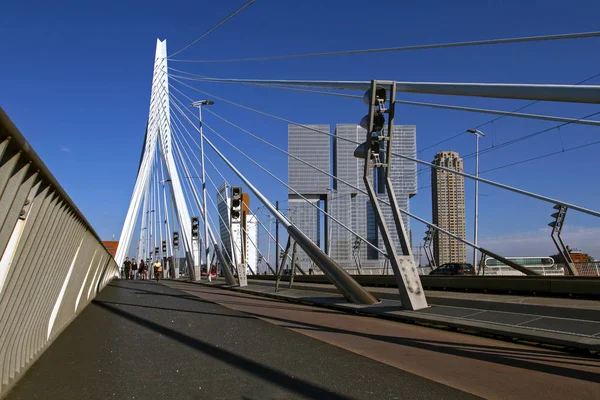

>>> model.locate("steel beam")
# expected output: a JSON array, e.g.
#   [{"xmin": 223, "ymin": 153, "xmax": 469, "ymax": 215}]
[{"xmin": 192, "ymin": 77, "xmax": 600, "ymax": 104}]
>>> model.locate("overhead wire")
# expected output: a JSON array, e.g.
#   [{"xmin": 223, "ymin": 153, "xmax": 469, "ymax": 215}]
[
  {"xmin": 480, "ymin": 138, "xmax": 600, "ymax": 174},
  {"xmin": 462, "ymin": 109, "xmax": 600, "ymax": 161},
  {"xmin": 168, "ymin": 88, "xmax": 506, "ymax": 261},
  {"xmin": 169, "ymin": 30, "xmax": 600, "ymax": 63},
  {"xmin": 166, "ymin": 75, "xmax": 600, "ymax": 218},
  {"xmin": 172, "ymin": 119, "xmax": 260, "ymax": 273},
  {"xmin": 168, "ymin": 91, "xmax": 389, "ymax": 257},
  {"xmin": 199, "ymin": 138, "xmax": 291, "ymax": 269},
  {"xmin": 169, "ymin": 70, "xmax": 600, "ymax": 127},
  {"xmin": 168, "ymin": 0, "xmax": 256, "ymax": 59},
  {"xmin": 418, "ymin": 71, "xmax": 600, "ymax": 155}
]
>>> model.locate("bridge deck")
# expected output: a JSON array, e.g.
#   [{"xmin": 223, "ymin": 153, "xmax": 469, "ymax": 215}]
[
  {"xmin": 218, "ymin": 278, "xmax": 600, "ymax": 350},
  {"xmin": 4, "ymin": 279, "xmax": 474, "ymax": 400},
  {"xmin": 5, "ymin": 279, "xmax": 600, "ymax": 400}
]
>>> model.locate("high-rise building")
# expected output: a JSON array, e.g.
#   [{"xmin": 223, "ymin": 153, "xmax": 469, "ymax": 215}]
[
  {"xmin": 377, "ymin": 125, "xmax": 417, "ymax": 256},
  {"xmin": 330, "ymin": 124, "xmax": 417, "ymax": 271},
  {"xmin": 288, "ymin": 124, "xmax": 330, "ymax": 269},
  {"xmin": 431, "ymin": 151, "xmax": 466, "ymax": 265}
]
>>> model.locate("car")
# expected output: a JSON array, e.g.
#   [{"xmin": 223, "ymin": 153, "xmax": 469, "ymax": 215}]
[{"xmin": 429, "ymin": 263, "xmax": 475, "ymax": 276}]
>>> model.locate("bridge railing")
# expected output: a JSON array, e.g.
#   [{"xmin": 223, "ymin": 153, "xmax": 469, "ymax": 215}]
[{"xmin": 0, "ymin": 108, "xmax": 119, "ymax": 397}]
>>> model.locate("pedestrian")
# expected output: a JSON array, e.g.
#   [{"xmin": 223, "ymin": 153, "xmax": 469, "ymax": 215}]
[
  {"xmin": 123, "ymin": 257, "xmax": 132, "ymax": 280},
  {"xmin": 139, "ymin": 259, "xmax": 146, "ymax": 280},
  {"xmin": 131, "ymin": 258, "xmax": 138, "ymax": 280},
  {"xmin": 153, "ymin": 259, "xmax": 162, "ymax": 281}
]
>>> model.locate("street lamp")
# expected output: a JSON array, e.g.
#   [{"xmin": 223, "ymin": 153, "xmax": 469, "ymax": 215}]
[
  {"xmin": 466, "ymin": 129, "xmax": 485, "ymax": 272},
  {"xmin": 191, "ymin": 99, "xmax": 214, "ymax": 279}
]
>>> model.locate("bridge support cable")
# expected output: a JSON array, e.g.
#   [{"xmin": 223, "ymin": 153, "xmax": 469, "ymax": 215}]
[
  {"xmin": 168, "ymin": 82, "xmax": 546, "ymax": 276},
  {"xmin": 169, "ymin": 93, "xmax": 387, "ymax": 260},
  {"xmin": 169, "ymin": 74, "xmax": 600, "ymax": 103},
  {"xmin": 171, "ymin": 71, "xmax": 600, "ymax": 177},
  {"xmin": 460, "ymin": 109, "xmax": 600, "ymax": 161},
  {"xmin": 167, "ymin": 86, "xmax": 542, "ymax": 278},
  {"xmin": 172, "ymin": 122, "xmax": 273, "ymax": 276},
  {"xmin": 170, "ymin": 127, "xmax": 239, "ymax": 279},
  {"xmin": 158, "ymin": 149, "xmax": 174, "ymax": 262},
  {"xmin": 170, "ymin": 111, "xmax": 238, "ymax": 282},
  {"xmin": 169, "ymin": 67, "xmax": 600, "ymax": 162},
  {"xmin": 116, "ymin": 39, "xmax": 198, "ymax": 280},
  {"xmin": 166, "ymin": 80, "xmax": 597, "ymax": 276},
  {"xmin": 170, "ymin": 90, "xmax": 380, "ymax": 269},
  {"xmin": 169, "ymin": 70, "xmax": 600, "ymax": 128},
  {"xmin": 170, "ymin": 98, "xmax": 287, "ymax": 275},
  {"xmin": 416, "ymin": 70, "xmax": 600, "ymax": 154},
  {"xmin": 169, "ymin": 124, "xmax": 237, "ymax": 284},
  {"xmin": 168, "ymin": 98, "xmax": 378, "ymax": 305},
  {"xmin": 171, "ymin": 120, "xmax": 247, "ymax": 275},
  {"xmin": 168, "ymin": 78, "xmax": 600, "ymax": 219},
  {"xmin": 168, "ymin": 30, "xmax": 600, "ymax": 63},
  {"xmin": 200, "ymin": 143, "xmax": 285, "ymax": 274},
  {"xmin": 167, "ymin": 0, "xmax": 256, "ymax": 59}
]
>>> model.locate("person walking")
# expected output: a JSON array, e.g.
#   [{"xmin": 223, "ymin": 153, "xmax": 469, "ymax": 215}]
[
  {"xmin": 139, "ymin": 259, "xmax": 146, "ymax": 280},
  {"xmin": 131, "ymin": 258, "xmax": 138, "ymax": 280},
  {"xmin": 123, "ymin": 257, "xmax": 132, "ymax": 280},
  {"xmin": 153, "ymin": 259, "xmax": 162, "ymax": 282}
]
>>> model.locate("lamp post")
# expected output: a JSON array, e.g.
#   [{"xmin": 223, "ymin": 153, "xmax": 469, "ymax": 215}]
[
  {"xmin": 191, "ymin": 100, "xmax": 214, "ymax": 279},
  {"xmin": 466, "ymin": 129, "xmax": 485, "ymax": 272}
]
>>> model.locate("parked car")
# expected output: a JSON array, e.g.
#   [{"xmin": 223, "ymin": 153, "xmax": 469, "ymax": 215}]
[{"xmin": 429, "ymin": 263, "xmax": 475, "ymax": 276}]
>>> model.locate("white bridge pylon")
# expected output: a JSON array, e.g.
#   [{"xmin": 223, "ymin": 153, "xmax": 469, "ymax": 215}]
[{"xmin": 115, "ymin": 39, "xmax": 197, "ymax": 276}]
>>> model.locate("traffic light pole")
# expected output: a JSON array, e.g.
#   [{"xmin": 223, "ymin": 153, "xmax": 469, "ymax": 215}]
[
  {"xmin": 191, "ymin": 100, "xmax": 213, "ymax": 281},
  {"xmin": 275, "ymin": 201, "xmax": 279, "ymax": 274},
  {"xmin": 198, "ymin": 106, "xmax": 211, "ymax": 280},
  {"xmin": 550, "ymin": 205, "xmax": 578, "ymax": 276},
  {"xmin": 361, "ymin": 80, "xmax": 428, "ymax": 311}
]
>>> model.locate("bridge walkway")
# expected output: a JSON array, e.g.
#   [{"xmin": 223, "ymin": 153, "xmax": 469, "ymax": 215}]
[
  {"xmin": 206, "ymin": 278, "xmax": 600, "ymax": 351},
  {"xmin": 4, "ymin": 279, "xmax": 476, "ymax": 400},
  {"xmin": 8, "ymin": 279, "xmax": 599, "ymax": 399}
]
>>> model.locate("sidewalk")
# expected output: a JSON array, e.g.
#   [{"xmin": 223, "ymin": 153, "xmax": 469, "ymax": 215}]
[{"xmin": 195, "ymin": 278, "xmax": 600, "ymax": 351}]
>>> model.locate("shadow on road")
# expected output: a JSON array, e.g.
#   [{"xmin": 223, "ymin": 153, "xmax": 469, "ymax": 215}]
[{"xmin": 92, "ymin": 300, "xmax": 354, "ymax": 400}]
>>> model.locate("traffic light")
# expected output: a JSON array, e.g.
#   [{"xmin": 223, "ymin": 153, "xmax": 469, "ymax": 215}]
[
  {"xmin": 162, "ymin": 240, "xmax": 166, "ymax": 253},
  {"xmin": 231, "ymin": 186, "xmax": 242, "ymax": 221},
  {"xmin": 354, "ymin": 86, "xmax": 387, "ymax": 160},
  {"xmin": 173, "ymin": 231, "xmax": 179, "ymax": 249},
  {"xmin": 549, "ymin": 204, "xmax": 567, "ymax": 232},
  {"xmin": 191, "ymin": 217, "xmax": 200, "ymax": 239},
  {"xmin": 155, "ymin": 247, "xmax": 159, "ymax": 256}
]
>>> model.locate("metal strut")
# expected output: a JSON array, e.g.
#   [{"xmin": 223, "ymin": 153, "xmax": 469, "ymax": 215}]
[{"xmin": 360, "ymin": 80, "xmax": 428, "ymax": 311}]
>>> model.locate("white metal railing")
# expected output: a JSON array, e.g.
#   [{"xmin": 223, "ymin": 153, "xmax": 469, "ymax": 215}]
[{"xmin": 0, "ymin": 108, "xmax": 119, "ymax": 397}]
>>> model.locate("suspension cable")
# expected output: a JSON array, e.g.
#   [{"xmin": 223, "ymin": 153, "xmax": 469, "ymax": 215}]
[
  {"xmin": 172, "ymin": 124, "xmax": 258, "ymax": 272},
  {"xmin": 169, "ymin": 30, "xmax": 600, "ymax": 63},
  {"xmin": 167, "ymin": 77, "xmax": 600, "ymax": 218},
  {"xmin": 170, "ymin": 110, "xmax": 287, "ymax": 266},
  {"xmin": 168, "ymin": 0, "xmax": 256, "ymax": 59},
  {"xmin": 169, "ymin": 94, "xmax": 389, "ymax": 257},
  {"xmin": 169, "ymin": 70, "xmax": 600, "ymax": 128}
]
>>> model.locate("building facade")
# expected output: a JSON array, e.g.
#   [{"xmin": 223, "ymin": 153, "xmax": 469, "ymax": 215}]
[
  {"xmin": 431, "ymin": 151, "xmax": 466, "ymax": 265},
  {"xmin": 330, "ymin": 124, "xmax": 417, "ymax": 272},
  {"xmin": 288, "ymin": 124, "xmax": 330, "ymax": 269}
]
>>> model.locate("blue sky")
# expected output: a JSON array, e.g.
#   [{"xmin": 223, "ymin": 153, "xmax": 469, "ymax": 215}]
[{"xmin": 1, "ymin": 0, "xmax": 599, "ymax": 260}]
